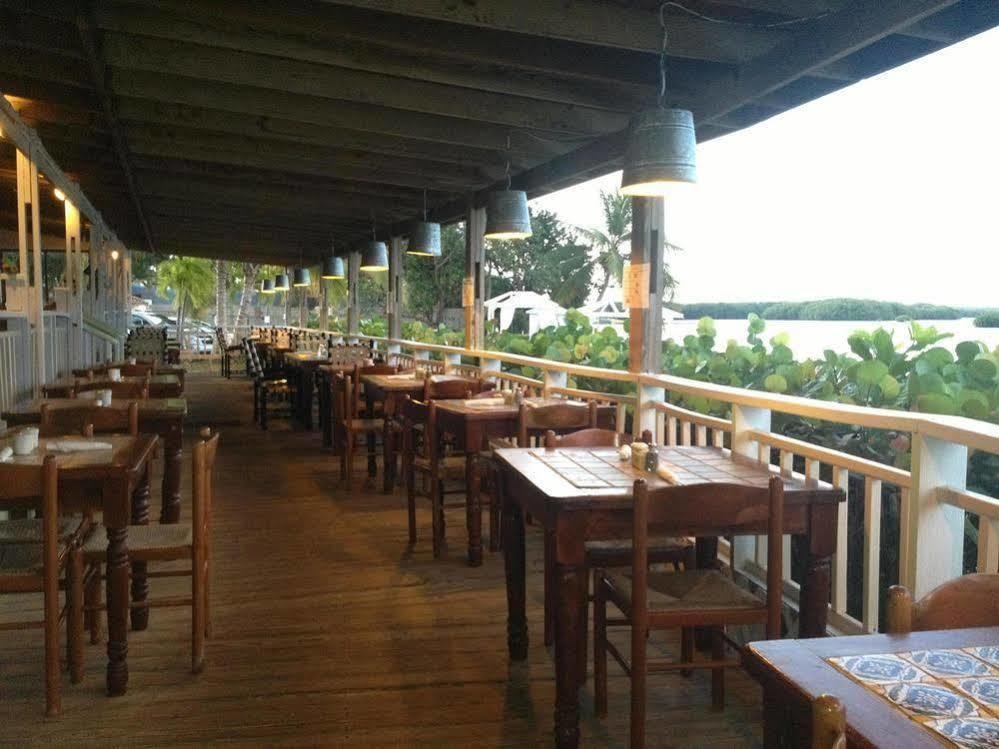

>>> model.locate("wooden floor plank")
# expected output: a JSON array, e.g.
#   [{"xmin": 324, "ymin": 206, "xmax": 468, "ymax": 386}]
[{"xmin": 0, "ymin": 373, "xmax": 763, "ymax": 747}]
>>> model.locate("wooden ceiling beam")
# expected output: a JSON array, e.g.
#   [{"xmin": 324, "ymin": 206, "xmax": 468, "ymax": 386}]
[
  {"xmin": 75, "ymin": 8, "xmax": 157, "ymax": 254},
  {"xmin": 108, "ymin": 70, "xmax": 561, "ymax": 158},
  {"xmin": 316, "ymin": 0, "xmax": 784, "ymax": 60},
  {"xmin": 94, "ymin": 2, "xmax": 650, "ymax": 112},
  {"xmin": 101, "ymin": 33, "xmax": 628, "ymax": 135},
  {"xmin": 113, "ymin": 99, "xmax": 513, "ymax": 172},
  {"xmin": 144, "ymin": 197, "xmax": 385, "ymax": 232}
]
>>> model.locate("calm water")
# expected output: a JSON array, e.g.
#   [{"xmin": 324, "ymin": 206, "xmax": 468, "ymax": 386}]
[{"xmin": 662, "ymin": 318, "xmax": 999, "ymax": 359}]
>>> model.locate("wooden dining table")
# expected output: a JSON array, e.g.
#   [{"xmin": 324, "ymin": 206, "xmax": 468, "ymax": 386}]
[
  {"xmin": 434, "ymin": 396, "xmax": 569, "ymax": 566},
  {"xmin": 73, "ymin": 362, "xmax": 187, "ymax": 390},
  {"xmin": 0, "ymin": 428, "xmax": 160, "ymax": 696},
  {"xmin": 360, "ymin": 372, "xmax": 426, "ymax": 491},
  {"xmin": 494, "ymin": 444, "xmax": 845, "ymax": 749},
  {"xmin": 283, "ymin": 352, "xmax": 331, "ymax": 430},
  {"xmin": 3, "ymin": 398, "xmax": 188, "ymax": 525},
  {"xmin": 315, "ymin": 361, "xmax": 374, "ymax": 448},
  {"xmin": 42, "ymin": 373, "xmax": 183, "ymax": 399},
  {"xmin": 745, "ymin": 625, "xmax": 999, "ymax": 747}
]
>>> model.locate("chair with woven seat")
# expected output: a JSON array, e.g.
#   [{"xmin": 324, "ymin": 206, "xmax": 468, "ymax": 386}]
[
  {"xmin": 403, "ymin": 398, "xmax": 478, "ymax": 557},
  {"xmin": 333, "ymin": 371, "xmax": 386, "ymax": 485},
  {"xmin": 594, "ymin": 475, "xmax": 784, "ymax": 748},
  {"xmin": 886, "ymin": 573, "xmax": 999, "ymax": 634},
  {"xmin": 246, "ymin": 341, "xmax": 296, "ymax": 429},
  {"xmin": 544, "ymin": 428, "xmax": 696, "ymax": 674},
  {"xmin": 423, "ymin": 374, "xmax": 493, "ymax": 401},
  {"xmin": 0, "ymin": 457, "xmax": 87, "ymax": 715},
  {"xmin": 79, "ymin": 429, "xmax": 219, "ymax": 674}
]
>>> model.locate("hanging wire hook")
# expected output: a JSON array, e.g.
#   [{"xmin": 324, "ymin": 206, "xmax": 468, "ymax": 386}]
[
  {"xmin": 504, "ymin": 133, "xmax": 512, "ymax": 190},
  {"xmin": 422, "ymin": 188, "xmax": 428, "ymax": 222}
]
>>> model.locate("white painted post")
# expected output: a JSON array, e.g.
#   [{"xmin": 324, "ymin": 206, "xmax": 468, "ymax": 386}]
[
  {"xmin": 387, "ymin": 236, "xmax": 403, "ymax": 354},
  {"xmin": 444, "ymin": 352, "xmax": 462, "ymax": 371},
  {"xmin": 731, "ymin": 404, "xmax": 772, "ymax": 574},
  {"xmin": 635, "ymin": 384, "xmax": 664, "ymax": 439},
  {"xmin": 862, "ymin": 477, "xmax": 883, "ymax": 632},
  {"xmin": 543, "ymin": 368, "xmax": 567, "ymax": 396},
  {"xmin": 904, "ymin": 435, "xmax": 967, "ymax": 595}
]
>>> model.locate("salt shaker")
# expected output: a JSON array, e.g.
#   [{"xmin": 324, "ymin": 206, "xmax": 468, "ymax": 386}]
[{"xmin": 644, "ymin": 443, "xmax": 660, "ymax": 473}]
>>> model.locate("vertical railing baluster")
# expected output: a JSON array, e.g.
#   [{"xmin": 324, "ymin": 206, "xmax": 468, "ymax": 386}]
[{"xmin": 863, "ymin": 477, "xmax": 883, "ymax": 632}]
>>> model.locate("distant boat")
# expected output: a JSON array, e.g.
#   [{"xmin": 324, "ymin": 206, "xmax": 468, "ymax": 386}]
[{"xmin": 579, "ymin": 289, "xmax": 683, "ymax": 336}]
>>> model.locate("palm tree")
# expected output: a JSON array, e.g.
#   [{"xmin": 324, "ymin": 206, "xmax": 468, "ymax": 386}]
[
  {"xmin": 578, "ymin": 190, "xmax": 631, "ymax": 300},
  {"xmin": 578, "ymin": 189, "xmax": 683, "ymax": 302},
  {"xmin": 156, "ymin": 256, "xmax": 214, "ymax": 349}
]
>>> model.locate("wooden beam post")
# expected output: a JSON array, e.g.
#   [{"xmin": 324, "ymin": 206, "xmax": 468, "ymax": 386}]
[
  {"xmin": 65, "ymin": 198, "xmax": 83, "ymax": 368},
  {"xmin": 627, "ymin": 197, "xmax": 664, "ymax": 375},
  {"xmin": 464, "ymin": 202, "xmax": 486, "ymax": 351},
  {"xmin": 319, "ymin": 282, "xmax": 329, "ymax": 333},
  {"xmin": 347, "ymin": 250, "xmax": 360, "ymax": 338},
  {"xmin": 17, "ymin": 149, "xmax": 45, "ymax": 395},
  {"xmin": 387, "ymin": 235, "xmax": 403, "ymax": 352}
]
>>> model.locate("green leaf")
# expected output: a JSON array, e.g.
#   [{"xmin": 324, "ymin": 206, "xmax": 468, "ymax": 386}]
[
  {"xmin": 970, "ymin": 357, "xmax": 998, "ymax": 381},
  {"xmin": 772, "ymin": 331, "xmax": 790, "ymax": 347},
  {"xmin": 544, "ymin": 342, "xmax": 572, "ymax": 363},
  {"xmin": 957, "ymin": 389, "xmax": 990, "ymax": 419},
  {"xmin": 696, "ymin": 316, "xmax": 716, "ymax": 338},
  {"xmin": 956, "ymin": 341, "xmax": 983, "ymax": 363},
  {"xmin": 879, "ymin": 374, "xmax": 901, "ymax": 401},
  {"xmin": 856, "ymin": 360, "xmax": 889, "ymax": 388},
  {"xmin": 848, "ymin": 331, "xmax": 872, "ymax": 360},
  {"xmin": 747, "ymin": 313, "xmax": 765, "ymax": 335},
  {"xmin": 771, "ymin": 344, "xmax": 794, "ymax": 365},
  {"xmin": 872, "ymin": 329, "xmax": 895, "ymax": 362},
  {"xmin": 916, "ymin": 393, "xmax": 956, "ymax": 415},
  {"xmin": 764, "ymin": 374, "xmax": 788, "ymax": 393}
]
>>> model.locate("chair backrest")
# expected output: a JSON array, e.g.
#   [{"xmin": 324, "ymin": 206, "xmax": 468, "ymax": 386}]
[
  {"xmin": 517, "ymin": 400, "xmax": 596, "ymax": 446},
  {"xmin": 631, "ymin": 475, "xmax": 784, "ymax": 638},
  {"xmin": 75, "ymin": 379, "xmax": 149, "ymax": 400},
  {"xmin": 544, "ymin": 428, "xmax": 633, "ymax": 449},
  {"xmin": 424, "ymin": 375, "xmax": 490, "ymax": 401},
  {"xmin": 119, "ymin": 363, "xmax": 154, "ymax": 378},
  {"xmin": 0, "ymin": 457, "xmax": 60, "ymax": 574},
  {"xmin": 192, "ymin": 428, "xmax": 220, "ymax": 562},
  {"xmin": 332, "ymin": 373, "xmax": 356, "ymax": 422},
  {"xmin": 886, "ymin": 574, "xmax": 999, "ymax": 634},
  {"xmin": 811, "ymin": 694, "xmax": 846, "ymax": 749},
  {"xmin": 41, "ymin": 402, "xmax": 139, "ymax": 437}
]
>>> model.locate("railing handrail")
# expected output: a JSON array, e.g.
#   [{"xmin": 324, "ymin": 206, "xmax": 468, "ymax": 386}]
[
  {"xmin": 269, "ymin": 327, "xmax": 999, "ymax": 458},
  {"xmin": 83, "ymin": 316, "xmax": 123, "ymax": 343}
]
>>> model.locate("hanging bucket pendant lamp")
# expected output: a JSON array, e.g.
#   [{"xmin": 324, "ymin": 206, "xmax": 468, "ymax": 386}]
[
  {"xmin": 620, "ymin": 7, "xmax": 696, "ymax": 196},
  {"xmin": 260, "ymin": 278, "xmax": 276, "ymax": 294},
  {"xmin": 321, "ymin": 239, "xmax": 345, "ymax": 279},
  {"xmin": 293, "ymin": 253, "xmax": 311, "ymax": 287},
  {"xmin": 274, "ymin": 271, "xmax": 290, "ymax": 291},
  {"xmin": 484, "ymin": 135, "xmax": 532, "ymax": 240},
  {"xmin": 407, "ymin": 189, "xmax": 442, "ymax": 256},
  {"xmin": 360, "ymin": 212, "xmax": 389, "ymax": 271}
]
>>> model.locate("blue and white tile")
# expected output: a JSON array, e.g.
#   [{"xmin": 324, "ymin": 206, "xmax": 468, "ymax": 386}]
[
  {"xmin": 828, "ymin": 654, "xmax": 930, "ymax": 685},
  {"xmin": 952, "ymin": 678, "xmax": 999, "ymax": 715},
  {"xmin": 903, "ymin": 650, "xmax": 994, "ymax": 679},
  {"xmin": 926, "ymin": 717, "xmax": 999, "ymax": 748},
  {"xmin": 881, "ymin": 682, "xmax": 979, "ymax": 718},
  {"xmin": 967, "ymin": 648, "xmax": 999, "ymax": 669}
]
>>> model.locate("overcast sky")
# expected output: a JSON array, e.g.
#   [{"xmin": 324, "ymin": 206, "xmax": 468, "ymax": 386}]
[{"xmin": 533, "ymin": 26, "xmax": 998, "ymax": 308}]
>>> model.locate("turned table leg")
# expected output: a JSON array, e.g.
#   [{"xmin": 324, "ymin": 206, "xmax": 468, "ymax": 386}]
[
  {"xmin": 130, "ymin": 464, "xmax": 151, "ymax": 631},
  {"xmin": 553, "ymin": 561, "xmax": 586, "ymax": 749},
  {"xmin": 466, "ymin": 454, "xmax": 483, "ymax": 567},
  {"xmin": 105, "ymin": 525, "xmax": 129, "ymax": 696}
]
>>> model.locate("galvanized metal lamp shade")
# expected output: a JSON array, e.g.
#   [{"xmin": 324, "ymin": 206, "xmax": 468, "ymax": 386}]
[
  {"xmin": 321, "ymin": 254, "xmax": 345, "ymax": 279},
  {"xmin": 292, "ymin": 267, "xmax": 311, "ymax": 287},
  {"xmin": 273, "ymin": 273, "xmax": 290, "ymax": 291},
  {"xmin": 260, "ymin": 278, "xmax": 275, "ymax": 294},
  {"xmin": 620, "ymin": 108, "xmax": 697, "ymax": 196},
  {"xmin": 484, "ymin": 190, "xmax": 532, "ymax": 240},
  {"xmin": 360, "ymin": 240, "xmax": 389, "ymax": 271},
  {"xmin": 407, "ymin": 220, "xmax": 442, "ymax": 256}
]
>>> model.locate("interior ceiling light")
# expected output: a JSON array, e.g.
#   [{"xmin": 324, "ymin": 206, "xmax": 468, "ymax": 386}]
[
  {"xmin": 484, "ymin": 135, "xmax": 532, "ymax": 240},
  {"xmin": 260, "ymin": 278, "xmax": 276, "ymax": 294},
  {"xmin": 407, "ymin": 189, "xmax": 442, "ymax": 256},
  {"xmin": 274, "ymin": 271, "xmax": 290, "ymax": 291},
  {"xmin": 293, "ymin": 252, "xmax": 311, "ymax": 287},
  {"xmin": 321, "ymin": 239, "xmax": 345, "ymax": 279},
  {"xmin": 360, "ymin": 212, "xmax": 388, "ymax": 271}
]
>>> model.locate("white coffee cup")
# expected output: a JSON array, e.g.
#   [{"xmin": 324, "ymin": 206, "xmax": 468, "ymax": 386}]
[
  {"xmin": 13, "ymin": 431, "xmax": 34, "ymax": 455},
  {"xmin": 128, "ymin": 357, "xmax": 137, "ymax": 365},
  {"xmin": 101, "ymin": 389, "xmax": 113, "ymax": 405},
  {"xmin": 24, "ymin": 427, "xmax": 39, "ymax": 450},
  {"xmin": 108, "ymin": 368, "xmax": 122, "ymax": 382}
]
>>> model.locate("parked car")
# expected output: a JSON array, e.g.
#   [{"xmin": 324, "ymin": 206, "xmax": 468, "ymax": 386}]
[{"xmin": 130, "ymin": 309, "xmax": 214, "ymax": 353}]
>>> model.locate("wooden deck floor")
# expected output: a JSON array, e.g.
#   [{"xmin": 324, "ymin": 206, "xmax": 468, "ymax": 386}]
[{"xmin": 1, "ymin": 373, "xmax": 763, "ymax": 747}]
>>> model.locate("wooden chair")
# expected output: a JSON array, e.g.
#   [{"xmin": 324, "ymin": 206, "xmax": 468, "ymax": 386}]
[
  {"xmin": 423, "ymin": 374, "xmax": 492, "ymax": 401},
  {"xmin": 246, "ymin": 341, "xmax": 296, "ymax": 429},
  {"xmin": 401, "ymin": 398, "xmax": 471, "ymax": 556},
  {"xmin": 594, "ymin": 476, "xmax": 785, "ymax": 747},
  {"xmin": 40, "ymin": 401, "xmax": 139, "ymax": 438},
  {"xmin": 332, "ymin": 372, "xmax": 385, "ymax": 485},
  {"xmin": 80, "ymin": 429, "xmax": 219, "ymax": 674},
  {"xmin": 119, "ymin": 362, "xmax": 154, "ymax": 378},
  {"xmin": 543, "ymin": 428, "xmax": 694, "ymax": 670},
  {"xmin": 0, "ymin": 457, "xmax": 86, "ymax": 715},
  {"xmin": 812, "ymin": 694, "xmax": 847, "ymax": 749},
  {"xmin": 886, "ymin": 574, "xmax": 999, "ymax": 634},
  {"xmin": 517, "ymin": 400, "xmax": 597, "ymax": 447}
]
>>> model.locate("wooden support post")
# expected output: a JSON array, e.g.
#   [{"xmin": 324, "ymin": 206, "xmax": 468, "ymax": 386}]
[
  {"xmin": 627, "ymin": 197, "xmax": 664, "ymax": 375},
  {"xmin": 387, "ymin": 235, "xmax": 403, "ymax": 352},
  {"xmin": 65, "ymin": 199, "xmax": 82, "ymax": 369},
  {"xmin": 347, "ymin": 250, "xmax": 360, "ymax": 338},
  {"xmin": 319, "ymin": 282, "xmax": 329, "ymax": 332},
  {"xmin": 464, "ymin": 202, "xmax": 486, "ymax": 351},
  {"xmin": 17, "ymin": 149, "xmax": 45, "ymax": 394}
]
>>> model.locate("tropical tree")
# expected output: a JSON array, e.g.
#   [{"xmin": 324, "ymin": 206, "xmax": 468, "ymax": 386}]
[
  {"xmin": 578, "ymin": 189, "xmax": 682, "ymax": 302},
  {"xmin": 403, "ymin": 223, "xmax": 466, "ymax": 325},
  {"xmin": 155, "ymin": 256, "xmax": 214, "ymax": 349}
]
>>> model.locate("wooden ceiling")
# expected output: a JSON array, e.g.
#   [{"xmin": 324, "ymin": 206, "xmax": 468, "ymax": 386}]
[{"xmin": 1, "ymin": 0, "xmax": 996, "ymax": 264}]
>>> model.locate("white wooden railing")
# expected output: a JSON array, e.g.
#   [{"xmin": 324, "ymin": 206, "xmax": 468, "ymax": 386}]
[{"xmin": 264, "ymin": 326, "xmax": 999, "ymax": 635}]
